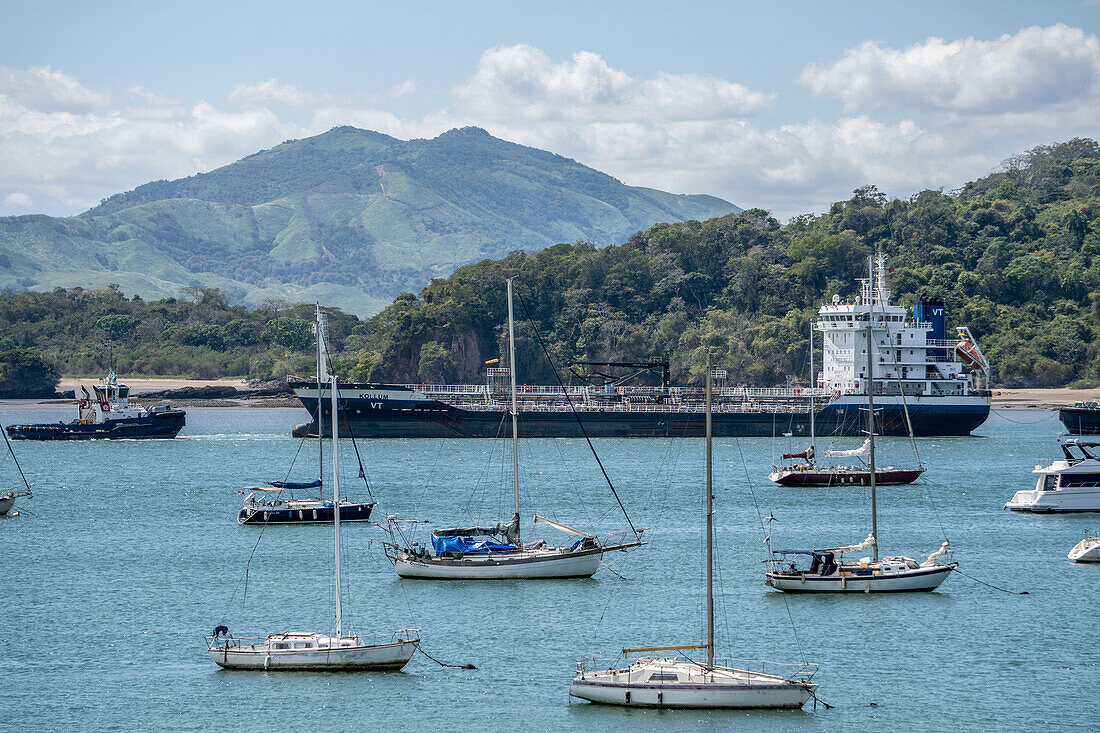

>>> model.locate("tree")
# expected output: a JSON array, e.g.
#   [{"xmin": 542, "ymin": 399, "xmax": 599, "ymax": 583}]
[
  {"xmin": 417, "ymin": 341, "xmax": 453, "ymax": 383},
  {"xmin": 0, "ymin": 348, "xmax": 60, "ymax": 397},
  {"xmin": 94, "ymin": 314, "xmax": 140, "ymax": 340},
  {"xmin": 262, "ymin": 317, "xmax": 312, "ymax": 350}
]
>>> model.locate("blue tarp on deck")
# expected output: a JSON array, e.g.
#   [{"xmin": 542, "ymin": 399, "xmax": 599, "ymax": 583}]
[{"xmin": 432, "ymin": 535, "xmax": 517, "ymax": 555}]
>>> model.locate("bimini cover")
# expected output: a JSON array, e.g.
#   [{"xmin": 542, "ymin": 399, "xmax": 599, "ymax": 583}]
[
  {"xmin": 267, "ymin": 480, "xmax": 322, "ymax": 490},
  {"xmin": 431, "ymin": 535, "xmax": 517, "ymax": 554}
]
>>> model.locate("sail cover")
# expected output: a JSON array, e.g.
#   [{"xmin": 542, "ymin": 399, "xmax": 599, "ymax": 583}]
[
  {"xmin": 267, "ymin": 480, "xmax": 322, "ymax": 489},
  {"xmin": 824, "ymin": 438, "xmax": 871, "ymax": 458},
  {"xmin": 433, "ymin": 512, "xmax": 521, "ymax": 545},
  {"xmin": 782, "ymin": 447, "xmax": 814, "ymax": 460},
  {"xmin": 533, "ymin": 514, "xmax": 594, "ymax": 538}
]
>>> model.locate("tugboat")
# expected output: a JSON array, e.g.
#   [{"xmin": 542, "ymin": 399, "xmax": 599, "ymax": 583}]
[{"xmin": 6, "ymin": 366, "xmax": 186, "ymax": 440}]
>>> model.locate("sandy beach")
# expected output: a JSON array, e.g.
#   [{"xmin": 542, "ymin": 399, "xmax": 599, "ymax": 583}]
[{"xmin": 57, "ymin": 377, "xmax": 250, "ymax": 394}]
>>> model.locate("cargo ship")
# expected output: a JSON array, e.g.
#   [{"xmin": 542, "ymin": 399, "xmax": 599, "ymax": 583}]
[{"xmin": 291, "ymin": 258, "xmax": 992, "ymax": 439}]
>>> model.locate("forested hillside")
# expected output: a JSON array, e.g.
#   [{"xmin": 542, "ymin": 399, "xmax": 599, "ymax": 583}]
[
  {"xmin": 0, "ymin": 126, "xmax": 736, "ymax": 316},
  {"xmin": 349, "ymin": 138, "xmax": 1100, "ymax": 388},
  {"xmin": 2, "ymin": 138, "xmax": 1098, "ymax": 390}
]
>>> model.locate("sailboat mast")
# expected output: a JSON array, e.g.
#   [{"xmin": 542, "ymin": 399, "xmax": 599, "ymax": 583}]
[
  {"xmin": 507, "ymin": 278, "xmax": 520, "ymax": 546},
  {"xmin": 705, "ymin": 351, "xmax": 714, "ymax": 668},
  {"xmin": 867, "ymin": 320, "xmax": 879, "ymax": 563},
  {"xmin": 331, "ymin": 372, "xmax": 343, "ymax": 638},
  {"xmin": 316, "ymin": 304, "xmax": 324, "ymax": 488}
]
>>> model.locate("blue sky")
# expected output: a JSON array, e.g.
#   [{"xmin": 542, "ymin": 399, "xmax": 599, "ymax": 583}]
[{"xmin": 2, "ymin": 1, "xmax": 1099, "ymax": 218}]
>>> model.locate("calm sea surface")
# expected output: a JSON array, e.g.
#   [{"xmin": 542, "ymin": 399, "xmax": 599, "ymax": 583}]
[{"xmin": 0, "ymin": 405, "xmax": 1094, "ymax": 731}]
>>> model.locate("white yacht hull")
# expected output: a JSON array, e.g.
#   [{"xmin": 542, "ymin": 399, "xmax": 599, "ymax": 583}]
[
  {"xmin": 1004, "ymin": 488, "xmax": 1100, "ymax": 512},
  {"xmin": 766, "ymin": 563, "xmax": 954, "ymax": 593},
  {"xmin": 209, "ymin": 640, "xmax": 417, "ymax": 670},
  {"xmin": 394, "ymin": 549, "xmax": 603, "ymax": 579},
  {"xmin": 1069, "ymin": 539, "xmax": 1100, "ymax": 562}
]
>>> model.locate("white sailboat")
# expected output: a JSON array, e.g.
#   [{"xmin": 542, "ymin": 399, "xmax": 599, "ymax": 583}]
[
  {"xmin": 570, "ymin": 353, "xmax": 819, "ymax": 709},
  {"xmin": 383, "ymin": 278, "xmax": 644, "ymax": 580},
  {"xmin": 766, "ymin": 322, "xmax": 956, "ymax": 593},
  {"xmin": 207, "ymin": 307, "xmax": 419, "ymax": 670}
]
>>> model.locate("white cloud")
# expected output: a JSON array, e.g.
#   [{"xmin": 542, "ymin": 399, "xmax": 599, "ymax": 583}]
[
  {"xmin": 801, "ymin": 24, "xmax": 1100, "ymax": 114},
  {"xmin": 229, "ymin": 78, "xmax": 317, "ymax": 108},
  {"xmin": 3, "ymin": 31, "xmax": 1100, "ymax": 222},
  {"xmin": 4, "ymin": 192, "xmax": 32, "ymax": 207},
  {"xmin": 0, "ymin": 65, "xmax": 109, "ymax": 111},
  {"xmin": 388, "ymin": 78, "xmax": 417, "ymax": 98},
  {"xmin": 455, "ymin": 44, "xmax": 771, "ymax": 123}
]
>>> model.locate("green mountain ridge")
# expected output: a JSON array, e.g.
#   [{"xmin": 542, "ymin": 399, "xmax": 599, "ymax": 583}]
[{"xmin": 0, "ymin": 126, "xmax": 739, "ymax": 315}]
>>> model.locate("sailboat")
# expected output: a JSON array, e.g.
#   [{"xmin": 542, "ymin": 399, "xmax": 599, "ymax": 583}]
[
  {"xmin": 769, "ymin": 269, "xmax": 924, "ymax": 488},
  {"xmin": 765, "ymin": 323, "xmax": 955, "ymax": 593},
  {"xmin": 237, "ymin": 307, "xmax": 376, "ymax": 525},
  {"xmin": 207, "ymin": 308, "xmax": 419, "ymax": 670},
  {"xmin": 383, "ymin": 278, "xmax": 644, "ymax": 580},
  {"xmin": 0, "ymin": 421, "xmax": 32, "ymax": 515},
  {"xmin": 570, "ymin": 352, "xmax": 819, "ymax": 708}
]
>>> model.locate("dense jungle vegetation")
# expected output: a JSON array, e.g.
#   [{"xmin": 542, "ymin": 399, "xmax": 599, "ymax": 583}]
[{"xmin": 2, "ymin": 138, "xmax": 1098, "ymax": 394}]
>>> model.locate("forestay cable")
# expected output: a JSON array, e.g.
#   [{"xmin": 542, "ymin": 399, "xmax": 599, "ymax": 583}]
[{"xmin": 513, "ymin": 284, "xmax": 639, "ymax": 537}]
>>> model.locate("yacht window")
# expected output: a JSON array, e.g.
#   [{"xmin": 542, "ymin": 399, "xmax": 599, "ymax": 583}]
[
  {"xmin": 273, "ymin": 643, "xmax": 290, "ymax": 649},
  {"xmin": 293, "ymin": 642, "xmax": 309, "ymax": 648},
  {"xmin": 1059, "ymin": 474, "xmax": 1100, "ymax": 488},
  {"xmin": 649, "ymin": 672, "xmax": 680, "ymax": 682},
  {"xmin": 1041, "ymin": 474, "xmax": 1058, "ymax": 491}
]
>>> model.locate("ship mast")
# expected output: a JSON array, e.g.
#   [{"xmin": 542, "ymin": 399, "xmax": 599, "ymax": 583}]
[
  {"xmin": 507, "ymin": 278, "xmax": 520, "ymax": 546},
  {"xmin": 809, "ymin": 322, "xmax": 815, "ymax": 461},
  {"xmin": 705, "ymin": 350, "xmax": 714, "ymax": 668}
]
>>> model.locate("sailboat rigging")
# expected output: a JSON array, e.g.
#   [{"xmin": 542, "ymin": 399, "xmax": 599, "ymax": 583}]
[
  {"xmin": 765, "ymin": 318, "xmax": 956, "ymax": 593},
  {"xmin": 236, "ymin": 306, "xmax": 377, "ymax": 525},
  {"xmin": 383, "ymin": 278, "xmax": 645, "ymax": 579},
  {"xmin": 207, "ymin": 305, "xmax": 418, "ymax": 670},
  {"xmin": 0, "ymin": 419, "xmax": 33, "ymax": 515},
  {"xmin": 570, "ymin": 352, "xmax": 819, "ymax": 709},
  {"xmin": 769, "ymin": 256, "xmax": 925, "ymax": 487}
]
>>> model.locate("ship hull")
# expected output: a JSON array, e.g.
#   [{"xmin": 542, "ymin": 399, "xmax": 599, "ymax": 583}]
[
  {"xmin": 1058, "ymin": 406, "xmax": 1100, "ymax": 435},
  {"xmin": 6, "ymin": 410, "xmax": 186, "ymax": 440},
  {"xmin": 291, "ymin": 393, "xmax": 990, "ymax": 439}
]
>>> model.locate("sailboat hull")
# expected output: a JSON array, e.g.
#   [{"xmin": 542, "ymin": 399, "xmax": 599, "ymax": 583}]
[
  {"xmin": 569, "ymin": 679, "xmax": 813, "ymax": 708},
  {"xmin": 393, "ymin": 548, "xmax": 603, "ymax": 579},
  {"xmin": 0, "ymin": 496, "xmax": 13, "ymax": 515},
  {"xmin": 769, "ymin": 467, "xmax": 924, "ymax": 487},
  {"xmin": 208, "ymin": 640, "xmax": 418, "ymax": 671},
  {"xmin": 237, "ymin": 501, "xmax": 375, "ymax": 524},
  {"xmin": 766, "ymin": 563, "xmax": 954, "ymax": 593}
]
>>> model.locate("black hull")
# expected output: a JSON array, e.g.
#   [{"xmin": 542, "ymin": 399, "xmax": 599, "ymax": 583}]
[
  {"xmin": 237, "ymin": 502, "xmax": 375, "ymax": 524},
  {"xmin": 1059, "ymin": 406, "xmax": 1100, "ymax": 435},
  {"xmin": 6, "ymin": 411, "xmax": 186, "ymax": 440},
  {"xmin": 292, "ymin": 401, "xmax": 990, "ymax": 439}
]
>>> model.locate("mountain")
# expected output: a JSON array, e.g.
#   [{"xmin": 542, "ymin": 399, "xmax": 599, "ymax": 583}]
[{"xmin": 0, "ymin": 126, "xmax": 738, "ymax": 315}]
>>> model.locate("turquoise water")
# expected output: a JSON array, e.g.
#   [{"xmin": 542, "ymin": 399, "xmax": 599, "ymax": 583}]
[{"xmin": 0, "ymin": 405, "xmax": 1095, "ymax": 731}]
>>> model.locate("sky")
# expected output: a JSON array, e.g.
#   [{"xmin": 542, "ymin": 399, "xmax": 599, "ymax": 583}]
[{"xmin": 2, "ymin": 1, "xmax": 1099, "ymax": 220}]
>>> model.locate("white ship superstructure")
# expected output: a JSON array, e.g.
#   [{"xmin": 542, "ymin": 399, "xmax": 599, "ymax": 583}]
[{"xmin": 818, "ymin": 256, "xmax": 989, "ymax": 399}]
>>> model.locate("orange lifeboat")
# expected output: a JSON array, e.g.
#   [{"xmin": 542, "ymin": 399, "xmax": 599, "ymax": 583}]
[{"xmin": 956, "ymin": 339, "xmax": 982, "ymax": 369}]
